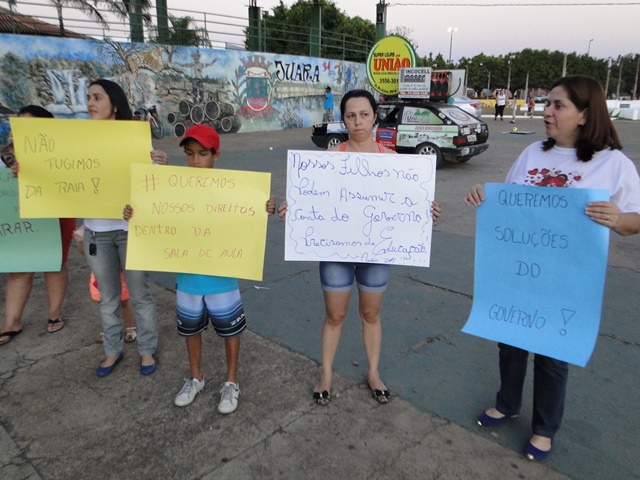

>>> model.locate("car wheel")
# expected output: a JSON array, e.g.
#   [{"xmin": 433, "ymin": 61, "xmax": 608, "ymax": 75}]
[
  {"xmin": 415, "ymin": 142, "xmax": 443, "ymax": 168},
  {"xmin": 325, "ymin": 134, "xmax": 344, "ymax": 149}
]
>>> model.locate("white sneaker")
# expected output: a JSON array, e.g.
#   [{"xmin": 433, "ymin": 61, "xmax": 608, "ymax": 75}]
[
  {"xmin": 217, "ymin": 382, "xmax": 239, "ymax": 414},
  {"xmin": 174, "ymin": 377, "xmax": 205, "ymax": 407}
]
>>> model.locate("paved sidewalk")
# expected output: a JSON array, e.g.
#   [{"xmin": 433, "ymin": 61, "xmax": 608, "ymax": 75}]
[{"xmin": 0, "ymin": 248, "xmax": 571, "ymax": 480}]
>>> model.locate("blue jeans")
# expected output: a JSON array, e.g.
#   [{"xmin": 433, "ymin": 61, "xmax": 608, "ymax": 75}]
[
  {"xmin": 319, "ymin": 262, "xmax": 390, "ymax": 293},
  {"xmin": 83, "ymin": 228, "xmax": 157, "ymax": 357},
  {"xmin": 495, "ymin": 343, "xmax": 569, "ymax": 438}
]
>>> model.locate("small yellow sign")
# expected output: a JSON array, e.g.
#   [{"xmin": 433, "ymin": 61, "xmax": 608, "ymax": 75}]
[
  {"xmin": 126, "ymin": 164, "xmax": 271, "ymax": 281},
  {"xmin": 11, "ymin": 117, "xmax": 152, "ymax": 219},
  {"xmin": 366, "ymin": 35, "xmax": 418, "ymax": 95}
]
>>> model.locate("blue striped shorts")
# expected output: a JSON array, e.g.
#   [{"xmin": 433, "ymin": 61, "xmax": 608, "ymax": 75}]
[{"xmin": 176, "ymin": 289, "xmax": 246, "ymax": 338}]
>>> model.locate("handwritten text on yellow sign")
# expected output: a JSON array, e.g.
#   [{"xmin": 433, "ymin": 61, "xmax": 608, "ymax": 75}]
[
  {"xmin": 126, "ymin": 164, "xmax": 271, "ymax": 281},
  {"xmin": 11, "ymin": 117, "xmax": 151, "ymax": 218}
]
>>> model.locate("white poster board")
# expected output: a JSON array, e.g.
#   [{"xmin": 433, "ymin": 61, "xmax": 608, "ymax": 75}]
[{"xmin": 285, "ymin": 150, "xmax": 437, "ymax": 266}]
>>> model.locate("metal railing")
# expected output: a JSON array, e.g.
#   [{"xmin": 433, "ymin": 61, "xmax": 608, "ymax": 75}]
[{"xmin": 2, "ymin": 0, "xmax": 373, "ymax": 60}]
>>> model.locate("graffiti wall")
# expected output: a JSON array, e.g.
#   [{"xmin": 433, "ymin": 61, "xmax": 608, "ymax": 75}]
[{"xmin": 0, "ymin": 33, "xmax": 369, "ymax": 144}]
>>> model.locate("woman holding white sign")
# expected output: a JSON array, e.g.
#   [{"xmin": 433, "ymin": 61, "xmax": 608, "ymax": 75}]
[
  {"xmin": 465, "ymin": 75, "xmax": 640, "ymax": 461},
  {"xmin": 83, "ymin": 79, "xmax": 167, "ymax": 377},
  {"xmin": 279, "ymin": 89, "xmax": 442, "ymax": 405}
]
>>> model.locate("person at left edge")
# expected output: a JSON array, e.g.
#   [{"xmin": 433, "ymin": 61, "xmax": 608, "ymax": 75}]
[
  {"xmin": 84, "ymin": 79, "xmax": 167, "ymax": 377},
  {"xmin": 0, "ymin": 105, "xmax": 75, "ymax": 346}
]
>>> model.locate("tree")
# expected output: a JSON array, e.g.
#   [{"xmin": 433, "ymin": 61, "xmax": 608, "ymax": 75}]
[
  {"xmin": 49, "ymin": 0, "xmax": 110, "ymax": 37},
  {"xmin": 249, "ymin": 0, "xmax": 376, "ymax": 62},
  {"xmin": 388, "ymin": 26, "xmax": 418, "ymax": 50},
  {"xmin": 148, "ymin": 16, "xmax": 210, "ymax": 47}
]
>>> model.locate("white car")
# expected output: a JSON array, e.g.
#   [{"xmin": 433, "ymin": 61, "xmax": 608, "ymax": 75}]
[{"xmin": 450, "ymin": 96, "xmax": 483, "ymax": 118}]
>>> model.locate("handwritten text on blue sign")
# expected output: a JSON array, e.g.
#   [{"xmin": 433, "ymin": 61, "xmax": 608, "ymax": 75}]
[{"xmin": 462, "ymin": 183, "xmax": 610, "ymax": 367}]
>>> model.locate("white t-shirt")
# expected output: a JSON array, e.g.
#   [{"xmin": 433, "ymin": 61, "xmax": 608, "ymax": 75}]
[
  {"xmin": 506, "ymin": 141, "xmax": 640, "ymax": 214},
  {"xmin": 497, "ymin": 93, "xmax": 507, "ymax": 106},
  {"xmin": 84, "ymin": 218, "xmax": 128, "ymax": 232}
]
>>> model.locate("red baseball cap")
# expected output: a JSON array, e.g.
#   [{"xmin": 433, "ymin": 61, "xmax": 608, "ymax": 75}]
[{"xmin": 179, "ymin": 124, "xmax": 220, "ymax": 152}]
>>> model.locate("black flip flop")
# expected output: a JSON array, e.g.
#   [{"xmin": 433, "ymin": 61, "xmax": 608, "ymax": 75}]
[
  {"xmin": 312, "ymin": 390, "xmax": 331, "ymax": 406},
  {"xmin": 47, "ymin": 317, "xmax": 65, "ymax": 333},
  {"xmin": 0, "ymin": 329, "xmax": 23, "ymax": 346}
]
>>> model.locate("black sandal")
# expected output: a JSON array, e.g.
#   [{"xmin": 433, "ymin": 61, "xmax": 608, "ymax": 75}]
[
  {"xmin": 0, "ymin": 329, "xmax": 23, "ymax": 346},
  {"xmin": 313, "ymin": 390, "xmax": 331, "ymax": 406},
  {"xmin": 367, "ymin": 378, "xmax": 391, "ymax": 404},
  {"xmin": 370, "ymin": 388, "xmax": 391, "ymax": 404},
  {"xmin": 47, "ymin": 317, "xmax": 65, "ymax": 333}
]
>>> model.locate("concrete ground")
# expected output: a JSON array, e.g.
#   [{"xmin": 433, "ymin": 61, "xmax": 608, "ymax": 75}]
[{"xmin": 1, "ymin": 117, "xmax": 639, "ymax": 479}]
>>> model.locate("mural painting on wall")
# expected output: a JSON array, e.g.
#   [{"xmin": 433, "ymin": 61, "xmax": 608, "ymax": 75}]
[{"xmin": 0, "ymin": 33, "xmax": 369, "ymax": 145}]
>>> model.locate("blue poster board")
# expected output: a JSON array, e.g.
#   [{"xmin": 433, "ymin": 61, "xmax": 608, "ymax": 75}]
[
  {"xmin": 0, "ymin": 170, "xmax": 62, "ymax": 272},
  {"xmin": 462, "ymin": 183, "xmax": 610, "ymax": 366}
]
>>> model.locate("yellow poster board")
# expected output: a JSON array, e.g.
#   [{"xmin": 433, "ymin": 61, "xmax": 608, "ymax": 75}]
[
  {"xmin": 11, "ymin": 117, "xmax": 152, "ymax": 218},
  {"xmin": 126, "ymin": 164, "xmax": 271, "ymax": 281}
]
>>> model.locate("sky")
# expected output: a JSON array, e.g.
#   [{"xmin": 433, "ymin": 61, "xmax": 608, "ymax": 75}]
[
  {"xmin": 182, "ymin": 0, "xmax": 639, "ymax": 61},
  {"xmin": 10, "ymin": 0, "xmax": 639, "ymax": 61}
]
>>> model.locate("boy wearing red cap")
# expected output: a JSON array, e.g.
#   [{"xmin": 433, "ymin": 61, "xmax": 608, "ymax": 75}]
[{"xmin": 124, "ymin": 124, "xmax": 275, "ymax": 414}]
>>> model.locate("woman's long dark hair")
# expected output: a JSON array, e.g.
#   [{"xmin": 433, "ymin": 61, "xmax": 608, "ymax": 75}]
[
  {"xmin": 18, "ymin": 105, "xmax": 54, "ymax": 118},
  {"xmin": 89, "ymin": 79, "xmax": 133, "ymax": 120},
  {"xmin": 542, "ymin": 75, "xmax": 621, "ymax": 161}
]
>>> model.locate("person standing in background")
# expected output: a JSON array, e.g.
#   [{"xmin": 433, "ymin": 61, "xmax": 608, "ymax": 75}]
[
  {"xmin": 495, "ymin": 89, "xmax": 507, "ymax": 121},
  {"xmin": 324, "ymin": 86, "xmax": 334, "ymax": 122}
]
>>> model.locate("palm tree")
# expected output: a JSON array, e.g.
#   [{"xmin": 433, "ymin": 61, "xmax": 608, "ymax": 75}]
[
  {"xmin": 165, "ymin": 16, "xmax": 210, "ymax": 47},
  {"xmin": 49, "ymin": 0, "xmax": 111, "ymax": 37},
  {"xmin": 117, "ymin": 0, "xmax": 153, "ymax": 43}
]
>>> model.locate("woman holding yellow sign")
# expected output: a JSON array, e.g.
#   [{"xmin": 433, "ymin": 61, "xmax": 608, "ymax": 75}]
[
  {"xmin": 0, "ymin": 105, "xmax": 75, "ymax": 345},
  {"xmin": 83, "ymin": 79, "xmax": 166, "ymax": 377}
]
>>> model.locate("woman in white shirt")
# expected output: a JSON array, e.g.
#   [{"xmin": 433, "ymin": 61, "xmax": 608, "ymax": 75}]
[
  {"xmin": 84, "ymin": 79, "xmax": 166, "ymax": 377},
  {"xmin": 466, "ymin": 75, "xmax": 640, "ymax": 461}
]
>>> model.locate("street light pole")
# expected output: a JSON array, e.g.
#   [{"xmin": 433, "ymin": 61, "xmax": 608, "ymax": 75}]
[
  {"xmin": 506, "ymin": 55, "xmax": 514, "ymax": 99},
  {"xmin": 605, "ymin": 58, "xmax": 612, "ymax": 97},
  {"xmin": 447, "ymin": 27, "xmax": 457, "ymax": 64},
  {"xmin": 587, "ymin": 38, "xmax": 594, "ymax": 56},
  {"xmin": 506, "ymin": 55, "xmax": 516, "ymax": 123},
  {"xmin": 616, "ymin": 57, "xmax": 624, "ymax": 99}
]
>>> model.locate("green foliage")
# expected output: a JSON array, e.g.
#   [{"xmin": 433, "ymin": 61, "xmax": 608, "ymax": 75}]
[
  {"xmin": 249, "ymin": 0, "xmax": 375, "ymax": 62},
  {"xmin": 447, "ymin": 50, "xmax": 639, "ymax": 98},
  {"xmin": 148, "ymin": 16, "xmax": 211, "ymax": 47}
]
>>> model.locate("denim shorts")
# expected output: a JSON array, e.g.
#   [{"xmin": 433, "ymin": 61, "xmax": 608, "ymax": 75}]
[
  {"xmin": 176, "ymin": 289, "xmax": 246, "ymax": 338},
  {"xmin": 319, "ymin": 262, "xmax": 390, "ymax": 293}
]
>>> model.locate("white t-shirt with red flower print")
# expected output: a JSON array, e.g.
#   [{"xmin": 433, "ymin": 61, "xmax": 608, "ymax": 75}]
[{"xmin": 506, "ymin": 141, "xmax": 640, "ymax": 214}]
